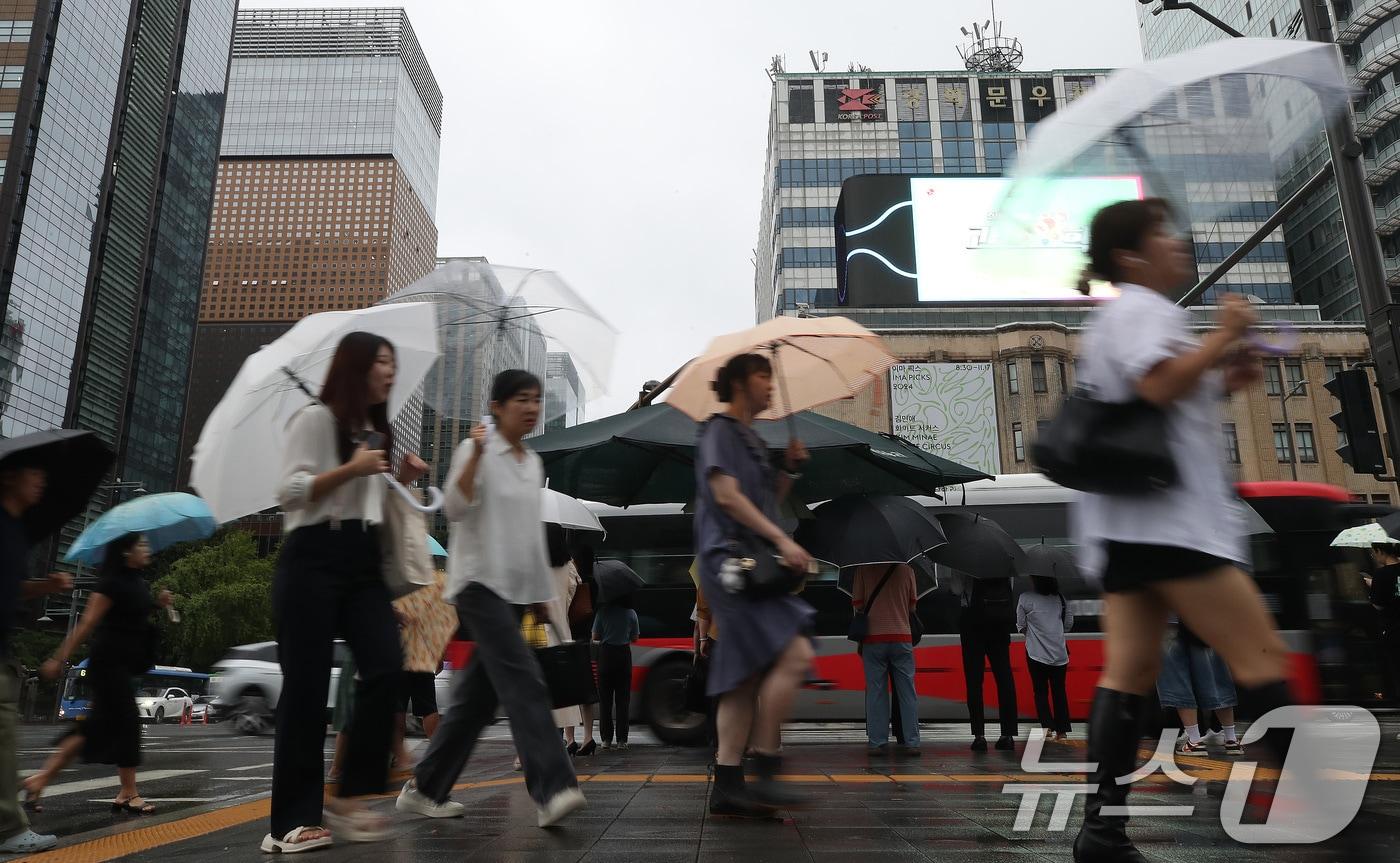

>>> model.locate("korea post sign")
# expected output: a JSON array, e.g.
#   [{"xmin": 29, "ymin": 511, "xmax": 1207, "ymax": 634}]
[{"xmin": 890, "ymin": 363, "xmax": 1001, "ymax": 476}]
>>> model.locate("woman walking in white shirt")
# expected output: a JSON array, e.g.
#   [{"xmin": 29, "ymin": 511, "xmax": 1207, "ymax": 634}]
[
  {"xmin": 1070, "ymin": 200, "xmax": 1294, "ymax": 863},
  {"xmin": 263, "ymin": 332, "xmax": 426, "ymax": 854},
  {"xmin": 395, "ymin": 370, "xmax": 586, "ymax": 828},
  {"xmin": 1016, "ymin": 576, "xmax": 1074, "ymax": 741}
]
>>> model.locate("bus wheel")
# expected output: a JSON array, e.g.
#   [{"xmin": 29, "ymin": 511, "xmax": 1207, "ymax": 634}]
[{"xmin": 642, "ymin": 657, "xmax": 707, "ymax": 747}]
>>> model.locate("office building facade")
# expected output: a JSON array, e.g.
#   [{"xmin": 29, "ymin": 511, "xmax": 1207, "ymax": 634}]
[
  {"xmin": 0, "ymin": 0, "xmax": 235, "ymax": 498},
  {"xmin": 1137, "ymin": 1, "xmax": 1400, "ymax": 323},
  {"xmin": 545, "ymin": 352, "xmax": 584, "ymax": 432},
  {"xmin": 179, "ymin": 6, "xmax": 442, "ymax": 485}
]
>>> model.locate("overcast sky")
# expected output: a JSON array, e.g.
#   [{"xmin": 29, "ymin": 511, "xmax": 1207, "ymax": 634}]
[{"xmin": 250, "ymin": 0, "xmax": 1146, "ymax": 418}]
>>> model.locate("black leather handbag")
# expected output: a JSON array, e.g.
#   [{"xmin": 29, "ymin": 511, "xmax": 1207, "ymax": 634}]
[
  {"xmin": 726, "ymin": 530, "xmax": 807, "ymax": 598},
  {"xmin": 535, "ymin": 641, "xmax": 599, "ymax": 709},
  {"xmin": 1031, "ymin": 389, "xmax": 1177, "ymax": 494}
]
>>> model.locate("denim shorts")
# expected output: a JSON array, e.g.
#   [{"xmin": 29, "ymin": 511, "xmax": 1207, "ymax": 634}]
[{"xmin": 1155, "ymin": 636, "xmax": 1237, "ymax": 710}]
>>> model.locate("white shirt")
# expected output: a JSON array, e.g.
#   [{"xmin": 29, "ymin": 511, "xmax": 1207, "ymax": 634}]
[
  {"xmin": 276, "ymin": 404, "xmax": 384, "ymax": 533},
  {"xmin": 1017, "ymin": 592, "xmax": 1074, "ymax": 666},
  {"xmin": 442, "ymin": 435, "xmax": 555, "ymax": 605},
  {"xmin": 1071, "ymin": 284, "xmax": 1248, "ymax": 582}
]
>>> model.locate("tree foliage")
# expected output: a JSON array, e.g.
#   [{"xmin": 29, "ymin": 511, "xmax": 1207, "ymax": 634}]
[{"xmin": 154, "ymin": 530, "xmax": 276, "ymax": 670}]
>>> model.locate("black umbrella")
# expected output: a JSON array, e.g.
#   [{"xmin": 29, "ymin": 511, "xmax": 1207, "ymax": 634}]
[
  {"xmin": 593, "ymin": 559, "xmax": 644, "ymax": 604},
  {"xmin": 0, "ymin": 430, "xmax": 113, "ymax": 542},
  {"xmin": 795, "ymin": 494, "xmax": 946, "ymax": 569},
  {"xmin": 532, "ymin": 404, "xmax": 989, "ymax": 507},
  {"xmin": 928, "ymin": 512, "xmax": 1026, "ymax": 580},
  {"xmin": 1375, "ymin": 510, "xmax": 1400, "ymax": 542},
  {"xmin": 834, "ymin": 556, "xmax": 940, "ymax": 599},
  {"xmin": 1022, "ymin": 544, "xmax": 1081, "ymax": 582}
]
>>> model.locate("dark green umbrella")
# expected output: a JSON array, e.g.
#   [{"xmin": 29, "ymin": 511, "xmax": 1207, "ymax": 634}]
[{"xmin": 532, "ymin": 404, "xmax": 989, "ymax": 507}]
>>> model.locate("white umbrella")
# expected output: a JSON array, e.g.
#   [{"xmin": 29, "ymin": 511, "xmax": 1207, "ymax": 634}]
[
  {"xmin": 1331, "ymin": 523, "xmax": 1397, "ymax": 548},
  {"xmin": 984, "ymin": 39, "xmax": 1353, "ymax": 290},
  {"xmin": 1012, "ymin": 39, "xmax": 1349, "ymax": 180},
  {"xmin": 541, "ymin": 488, "xmax": 603, "ymax": 533},
  {"xmin": 191, "ymin": 303, "xmax": 440, "ymax": 524}
]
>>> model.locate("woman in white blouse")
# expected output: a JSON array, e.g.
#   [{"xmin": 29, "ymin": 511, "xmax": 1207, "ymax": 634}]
[
  {"xmin": 1070, "ymin": 200, "xmax": 1294, "ymax": 863},
  {"xmin": 395, "ymin": 370, "xmax": 586, "ymax": 829},
  {"xmin": 262, "ymin": 332, "xmax": 425, "ymax": 855}
]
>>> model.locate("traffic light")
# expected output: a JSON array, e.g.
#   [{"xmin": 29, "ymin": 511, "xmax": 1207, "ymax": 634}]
[{"xmin": 1325, "ymin": 368, "xmax": 1387, "ymax": 475}]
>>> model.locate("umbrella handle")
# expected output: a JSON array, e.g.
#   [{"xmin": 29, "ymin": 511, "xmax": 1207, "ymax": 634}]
[{"xmin": 383, "ymin": 475, "xmax": 445, "ymax": 513}]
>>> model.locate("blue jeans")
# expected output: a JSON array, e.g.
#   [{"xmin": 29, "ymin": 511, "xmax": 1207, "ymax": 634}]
[
  {"xmin": 1156, "ymin": 638, "xmax": 1237, "ymax": 710},
  {"xmin": 862, "ymin": 642, "xmax": 919, "ymax": 747}
]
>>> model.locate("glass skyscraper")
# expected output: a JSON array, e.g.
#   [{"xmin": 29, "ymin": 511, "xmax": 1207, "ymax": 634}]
[{"xmin": 0, "ymin": 0, "xmax": 236, "ymax": 489}]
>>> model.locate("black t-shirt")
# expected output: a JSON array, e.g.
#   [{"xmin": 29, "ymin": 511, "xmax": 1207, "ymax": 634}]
[
  {"xmin": 91, "ymin": 568, "xmax": 155, "ymax": 670},
  {"xmin": 0, "ymin": 509, "xmax": 30, "ymax": 660}
]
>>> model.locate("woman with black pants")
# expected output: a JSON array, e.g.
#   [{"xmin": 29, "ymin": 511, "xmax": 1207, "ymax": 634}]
[
  {"xmin": 1071, "ymin": 200, "xmax": 1295, "ymax": 863},
  {"xmin": 262, "ymin": 331, "xmax": 425, "ymax": 854},
  {"xmin": 31, "ymin": 534, "xmax": 172, "ymax": 815},
  {"xmin": 593, "ymin": 592, "xmax": 639, "ymax": 749}
]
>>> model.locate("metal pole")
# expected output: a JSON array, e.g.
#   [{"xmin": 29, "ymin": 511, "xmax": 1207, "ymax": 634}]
[{"xmin": 1280, "ymin": 372, "xmax": 1304, "ymax": 482}]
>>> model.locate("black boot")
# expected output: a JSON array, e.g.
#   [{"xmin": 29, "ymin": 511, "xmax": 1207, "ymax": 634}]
[
  {"xmin": 749, "ymin": 752, "xmax": 808, "ymax": 809},
  {"xmin": 1073, "ymin": 688, "xmax": 1148, "ymax": 863},
  {"xmin": 708, "ymin": 764, "xmax": 775, "ymax": 818}
]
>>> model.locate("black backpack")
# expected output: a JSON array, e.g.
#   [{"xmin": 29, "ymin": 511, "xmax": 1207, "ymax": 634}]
[{"xmin": 970, "ymin": 577, "xmax": 1015, "ymax": 628}]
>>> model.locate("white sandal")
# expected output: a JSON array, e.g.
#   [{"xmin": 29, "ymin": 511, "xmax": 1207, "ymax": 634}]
[{"xmin": 260, "ymin": 826, "xmax": 332, "ymax": 854}]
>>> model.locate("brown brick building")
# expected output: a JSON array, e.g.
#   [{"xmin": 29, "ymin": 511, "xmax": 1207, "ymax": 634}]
[
  {"xmin": 818, "ymin": 317, "xmax": 1397, "ymax": 504},
  {"xmin": 178, "ymin": 8, "xmax": 442, "ymax": 486}
]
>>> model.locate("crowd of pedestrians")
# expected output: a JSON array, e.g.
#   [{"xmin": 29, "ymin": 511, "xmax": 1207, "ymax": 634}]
[{"xmin": 0, "ymin": 197, "xmax": 1351, "ymax": 861}]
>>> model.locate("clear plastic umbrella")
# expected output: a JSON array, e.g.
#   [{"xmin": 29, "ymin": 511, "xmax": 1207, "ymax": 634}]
[
  {"xmin": 380, "ymin": 260, "xmax": 617, "ymax": 428},
  {"xmin": 982, "ymin": 38, "xmax": 1353, "ymax": 297}
]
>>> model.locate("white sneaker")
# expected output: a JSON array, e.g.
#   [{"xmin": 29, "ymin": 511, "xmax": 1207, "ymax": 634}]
[
  {"xmin": 396, "ymin": 781, "xmax": 464, "ymax": 819},
  {"xmin": 537, "ymin": 786, "xmax": 587, "ymax": 828}
]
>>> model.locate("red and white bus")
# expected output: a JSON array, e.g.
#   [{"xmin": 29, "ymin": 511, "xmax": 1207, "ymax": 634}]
[{"xmin": 447, "ymin": 475, "xmax": 1389, "ymax": 745}]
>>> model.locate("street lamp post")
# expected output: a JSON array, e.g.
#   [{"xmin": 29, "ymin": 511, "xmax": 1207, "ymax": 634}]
[{"xmin": 1278, "ymin": 373, "xmax": 1309, "ymax": 482}]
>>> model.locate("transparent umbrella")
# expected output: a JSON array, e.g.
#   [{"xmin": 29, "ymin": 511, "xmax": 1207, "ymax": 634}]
[
  {"xmin": 379, "ymin": 260, "xmax": 617, "ymax": 429},
  {"xmin": 980, "ymin": 38, "xmax": 1353, "ymax": 298}
]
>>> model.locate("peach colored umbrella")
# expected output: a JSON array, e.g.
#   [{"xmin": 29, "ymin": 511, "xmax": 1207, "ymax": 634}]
[{"xmin": 665, "ymin": 316, "xmax": 896, "ymax": 423}]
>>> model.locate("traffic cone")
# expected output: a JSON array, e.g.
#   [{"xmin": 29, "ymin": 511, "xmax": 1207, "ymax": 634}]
[{"xmin": 180, "ymin": 705, "xmax": 190, "ymax": 726}]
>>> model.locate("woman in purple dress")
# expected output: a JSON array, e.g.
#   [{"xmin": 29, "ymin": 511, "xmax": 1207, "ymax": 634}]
[{"xmin": 693, "ymin": 353, "xmax": 816, "ymax": 817}]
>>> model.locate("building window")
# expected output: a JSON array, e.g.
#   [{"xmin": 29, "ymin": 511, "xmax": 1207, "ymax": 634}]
[
  {"xmin": 0, "ymin": 66, "xmax": 22, "ymax": 88},
  {"xmin": 1013, "ymin": 423, "xmax": 1025, "ymax": 462},
  {"xmin": 1031, "ymin": 360, "xmax": 1047, "ymax": 393},
  {"xmin": 1245, "ymin": 1, "xmax": 1252, "ymax": 20},
  {"xmin": 0, "ymin": 20, "xmax": 32, "ymax": 42},
  {"xmin": 1224, "ymin": 423, "xmax": 1240, "ymax": 464},
  {"xmin": 1325, "ymin": 358, "xmax": 1344, "ymax": 383},
  {"xmin": 1283, "ymin": 361, "xmax": 1305, "ymax": 395},
  {"xmin": 1374, "ymin": 494, "xmax": 1392, "ymax": 505},
  {"xmin": 1296, "ymin": 423, "xmax": 1317, "ymax": 463},
  {"xmin": 1007, "ymin": 361, "xmax": 1019, "ymax": 395},
  {"xmin": 1273, "ymin": 422, "xmax": 1293, "ymax": 463},
  {"xmin": 1057, "ymin": 360, "xmax": 1068, "ymax": 394},
  {"xmin": 1264, "ymin": 363, "xmax": 1282, "ymax": 396}
]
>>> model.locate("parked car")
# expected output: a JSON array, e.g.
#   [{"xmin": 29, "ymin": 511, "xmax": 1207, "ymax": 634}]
[
  {"xmin": 209, "ymin": 641, "xmax": 452, "ymax": 735},
  {"xmin": 136, "ymin": 686, "xmax": 193, "ymax": 723},
  {"xmin": 189, "ymin": 695, "xmax": 218, "ymax": 723}
]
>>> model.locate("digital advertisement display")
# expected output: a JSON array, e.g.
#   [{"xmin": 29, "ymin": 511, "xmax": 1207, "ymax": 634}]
[
  {"xmin": 890, "ymin": 363, "xmax": 1001, "ymax": 476},
  {"xmin": 836, "ymin": 174, "xmax": 1143, "ymax": 306}
]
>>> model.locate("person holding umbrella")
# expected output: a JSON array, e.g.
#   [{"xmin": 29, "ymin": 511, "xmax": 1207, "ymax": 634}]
[
  {"xmin": 1069, "ymin": 199, "xmax": 1295, "ymax": 863},
  {"xmin": 591, "ymin": 560, "xmax": 641, "ymax": 751},
  {"xmin": 396, "ymin": 370, "xmax": 586, "ymax": 829},
  {"xmin": 693, "ymin": 353, "xmax": 816, "ymax": 817},
  {"xmin": 263, "ymin": 332, "xmax": 426, "ymax": 854},
  {"xmin": 1, "ymin": 432, "xmax": 110, "ymax": 855},
  {"xmin": 30, "ymin": 534, "xmax": 173, "ymax": 816},
  {"xmin": 1017, "ymin": 574, "xmax": 1074, "ymax": 741}
]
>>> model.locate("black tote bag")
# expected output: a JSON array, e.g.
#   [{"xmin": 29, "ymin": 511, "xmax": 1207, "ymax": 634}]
[
  {"xmin": 535, "ymin": 641, "xmax": 599, "ymax": 709},
  {"xmin": 1031, "ymin": 389, "xmax": 1177, "ymax": 494}
]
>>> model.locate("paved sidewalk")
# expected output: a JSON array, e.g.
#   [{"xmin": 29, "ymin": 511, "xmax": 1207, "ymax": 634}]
[{"xmin": 14, "ymin": 726, "xmax": 1400, "ymax": 862}]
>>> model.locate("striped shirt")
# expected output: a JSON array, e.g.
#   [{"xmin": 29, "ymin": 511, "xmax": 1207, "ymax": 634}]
[{"xmin": 851, "ymin": 564, "xmax": 917, "ymax": 643}]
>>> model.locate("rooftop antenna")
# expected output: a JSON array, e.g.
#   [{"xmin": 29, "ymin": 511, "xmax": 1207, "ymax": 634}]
[
  {"xmin": 765, "ymin": 54, "xmax": 785, "ymax": 82},
  {"xmin": 809, "ymin": 49, "xmax": 827, "ymax": 72},
  {"xmin": 957, "ymin": 0, "xmax": 1023, "ymax": 72}
]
